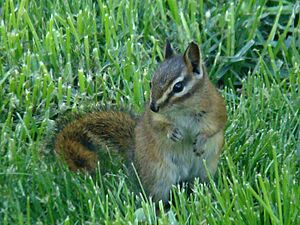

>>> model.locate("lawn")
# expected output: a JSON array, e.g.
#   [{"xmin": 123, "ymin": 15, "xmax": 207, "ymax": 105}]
[{"xmin": 0, "ymin": 0, "xmax": 299, "ymax": 224}]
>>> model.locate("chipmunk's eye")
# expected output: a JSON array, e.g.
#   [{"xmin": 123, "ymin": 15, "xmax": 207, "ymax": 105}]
[{"xmin": 173, "ymin": 81, "xmax": 184, "ymax": 93}]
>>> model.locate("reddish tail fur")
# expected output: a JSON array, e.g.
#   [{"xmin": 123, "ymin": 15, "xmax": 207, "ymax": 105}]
[{"xmin": 54, "ymin": 111, "xmax": 136, "ymax": 171}]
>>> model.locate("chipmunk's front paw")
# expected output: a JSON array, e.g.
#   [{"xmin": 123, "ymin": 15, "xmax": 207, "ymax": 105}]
[
  {"xmin": 193, "ymin": 134, "xmax": 207, "ymax": 156},
  {"xmin": 167, "ymin": 127, "xmax": 183, "ymax": 142}
]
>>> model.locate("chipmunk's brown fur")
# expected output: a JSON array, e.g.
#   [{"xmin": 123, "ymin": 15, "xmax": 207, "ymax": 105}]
[
  {"xmin": 54, "ymin": 111, "xmax": 136, "ymax": 172},
  {"xmin": 54, "ymin": 41, "xmax": 227, "ymax": 202}
]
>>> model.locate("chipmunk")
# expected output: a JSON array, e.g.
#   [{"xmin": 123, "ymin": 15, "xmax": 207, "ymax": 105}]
[{"xmin": 54, "ymin": 41, "xmax": 227, "ymax": 203}]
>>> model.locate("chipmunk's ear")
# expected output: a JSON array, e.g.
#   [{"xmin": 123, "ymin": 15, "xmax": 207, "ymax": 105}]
[
  {"xmin": 183, "ymin": 41, "xmax": 203, "ymax": 79},
  {"xmin": 164, "ymin": 40, "xmax": 174, "ymax": 59}
]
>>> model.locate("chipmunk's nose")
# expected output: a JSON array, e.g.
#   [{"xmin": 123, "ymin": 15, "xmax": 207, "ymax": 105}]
[{"xmin": 150, "ymin": 101, "xmax": 159, "ymax": 112}]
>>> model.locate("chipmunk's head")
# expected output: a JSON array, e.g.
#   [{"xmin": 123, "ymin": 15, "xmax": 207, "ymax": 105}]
[{"xmin": 150, "ymin": 41, "xmax": 205, "ymax": 113}]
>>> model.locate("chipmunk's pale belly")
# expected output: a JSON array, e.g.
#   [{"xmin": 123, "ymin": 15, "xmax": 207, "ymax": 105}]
[
  {"xmin": 145, "ymin": 113, "xmax": 224, "ymax": 202},
  {"xmin": 163, "ymin": 114, "xmax": 206, "ymax": 182},
  {"xmin": 165, "ymin": 146, "xmax": 205, "ymax": 182},
  {"xmin": 170, "ymin": 110, "xmax": 201, "ymax": 137}
]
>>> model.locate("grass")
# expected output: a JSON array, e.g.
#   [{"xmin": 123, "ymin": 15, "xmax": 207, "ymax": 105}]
[{"xmin": 0, "ymin": 0, "xmax": 299, "ymax": 224}]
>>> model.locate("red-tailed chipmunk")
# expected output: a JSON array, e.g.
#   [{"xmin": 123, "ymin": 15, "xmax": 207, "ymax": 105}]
[{"xmin": 54, "ymin": 41, "xmax": 227, "ymax": 202}]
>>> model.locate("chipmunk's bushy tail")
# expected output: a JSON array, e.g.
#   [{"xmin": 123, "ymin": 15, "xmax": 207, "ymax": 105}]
[{"xmin": 54, "ymin": 111, "xmax": 137, "ymax": 172}]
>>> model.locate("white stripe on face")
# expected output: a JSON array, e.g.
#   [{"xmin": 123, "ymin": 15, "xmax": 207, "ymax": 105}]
[
  {"xmin": 156, "ymin": 75, "xmax": 185, "ymax": 105},
  {"xmin": 173, "ymin": 78, "xmax": 197, "ymax": 98}
]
